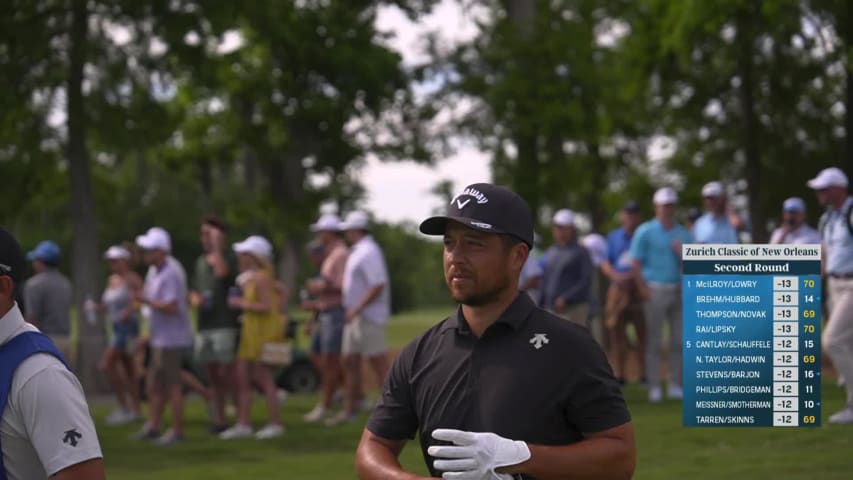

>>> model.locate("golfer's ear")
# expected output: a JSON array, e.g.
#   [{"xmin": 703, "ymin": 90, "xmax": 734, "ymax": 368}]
[{"xmin": 513, "ymin": 243, "xmax": 529, "ymax": 270}]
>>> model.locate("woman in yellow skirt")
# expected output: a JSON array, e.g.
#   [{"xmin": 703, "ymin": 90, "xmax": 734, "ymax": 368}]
[{"xmin": 220, "ymin": 235, "xmax": 285, "ymax": 440}]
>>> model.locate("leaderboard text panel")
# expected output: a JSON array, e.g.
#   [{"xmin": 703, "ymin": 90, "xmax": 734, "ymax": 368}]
[{"xmin": 682, "ymin": 244, "xmax": 821, "ymax": 427}]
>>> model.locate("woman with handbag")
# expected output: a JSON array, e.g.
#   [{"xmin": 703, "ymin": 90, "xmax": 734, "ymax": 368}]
[{"xmin": 219, "ymin": 235, "xmax": 285, "ymax": 440}]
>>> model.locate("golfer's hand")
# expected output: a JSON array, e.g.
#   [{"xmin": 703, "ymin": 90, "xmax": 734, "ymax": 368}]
[{"xmin": 428, "ymin": 429, "xmax": 530, "ymax": 480}]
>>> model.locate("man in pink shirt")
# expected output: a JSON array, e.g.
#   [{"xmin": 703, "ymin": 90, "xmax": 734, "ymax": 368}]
[{"xmin": 302, "ymin": 214, "xmax": 350, "ymax": 423}]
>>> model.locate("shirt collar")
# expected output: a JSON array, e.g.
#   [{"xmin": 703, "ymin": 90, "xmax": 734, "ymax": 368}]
[
  {"xmin": 832, "ymin": 197, "xmax": 853, "ymax": 214},
  {"xmin": 0, "ymin": 302, "xmax": 26, "ymax": 346},
  {"xmin": 440, "ymin": 292, "xmax": 536, "ymax": 334}
]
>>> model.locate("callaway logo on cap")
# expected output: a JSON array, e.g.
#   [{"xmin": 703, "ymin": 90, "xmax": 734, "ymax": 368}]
[{"xmin": 419, "ymin": 183, "xmax": 534, "ymax": 247}]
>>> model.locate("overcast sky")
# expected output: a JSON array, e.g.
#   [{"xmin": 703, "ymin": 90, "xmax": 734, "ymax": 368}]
[{"xmin": 360, "ymin": 0, "xmax": 491, "ymax": 225}]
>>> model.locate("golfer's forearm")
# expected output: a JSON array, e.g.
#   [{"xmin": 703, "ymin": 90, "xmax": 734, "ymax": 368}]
[
  {"xmin": 500, "ymin": 437, "xmax": 635, "ymax": 480},
  {"xmin": 355, "ymin": 444, "xmax": 431, "ymax": 480}
]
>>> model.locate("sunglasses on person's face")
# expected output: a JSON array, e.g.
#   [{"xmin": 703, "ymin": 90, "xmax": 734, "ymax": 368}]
[{"xmin": 0, "ymin": 263, "xmax": 11, "ymax": 276}]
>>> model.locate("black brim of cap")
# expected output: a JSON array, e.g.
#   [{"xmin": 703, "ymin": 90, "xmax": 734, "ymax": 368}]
[{"xmin": 419, "ymin": 216, "xmax": 508, "ymax": 237}]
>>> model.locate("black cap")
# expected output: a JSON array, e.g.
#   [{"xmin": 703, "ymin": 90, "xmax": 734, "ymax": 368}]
[
  {"xmin": 419, "ymin": 183, "xmax": 534, "ymax": 247},
  {"xmin": 622, "ymin": 200, "xmax": 640, "ymax": 213},
  {"xmin": 0, "ymin": 228, "xmax": 26, "ymax": 286}
]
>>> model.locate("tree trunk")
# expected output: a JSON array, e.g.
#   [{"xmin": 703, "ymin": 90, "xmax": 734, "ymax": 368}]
[
  {"xmin": 736, "ymin": 6, "xmax": 767, "ymax": 242},
  {"xmin": 505, "ymin": 0, "xmax": 541, "ymax": 218},
  {"xmin": 845, "ymin": 17, "xmax": 852, "ymax": 175},
  {"xmin": 513, "ymin": 132, "xmax": 541, "ymax": 219},
  {"xmin": 67, "ymin": 0, "xmax": 106, "ymax": 393},
  {"xmin": 587, "ymin": 145, "xmax": 607, "ymax": 232}
]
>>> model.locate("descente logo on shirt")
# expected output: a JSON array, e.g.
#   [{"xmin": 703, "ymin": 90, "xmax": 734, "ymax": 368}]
[{"xmin": 450, "ymin": 187, "xmax": 489, "ymax": 209}]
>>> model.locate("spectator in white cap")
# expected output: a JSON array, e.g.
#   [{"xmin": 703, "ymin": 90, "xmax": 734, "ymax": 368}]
[
  {"xmin": 302, "ymin": 214, "xmax": 349, "ymax": 423},
  {"xmin": 220, "ymin": 235, "xmax": 285, "ymax": 439},
  {"xmin": 769, "ymin": 197, "xmax": 820, "ymax": 245},
  {"xmin": 808, "ymin": 167, "xmax": 853, "ymax": 424},
  {"xmin": 539, "ymin": 209, "xmax": 593, "ymax": 327},
  {"xmin": 331, "ymin": 210, "xmax": 391, "ymax": 426},
  {"xmin": 92, "ymin": 244, "xmax": 143, "ymax": 426},
  {"xmin": 692, "ymin": 181, "xmax": 743, "ymax": 244},
  {"xmin": 630, "ymin": 187, "xmax": 692, "ymax": 403},
  {"xmin": 132, "ymin": 227, "xmax": 193, "ymax": 445}
]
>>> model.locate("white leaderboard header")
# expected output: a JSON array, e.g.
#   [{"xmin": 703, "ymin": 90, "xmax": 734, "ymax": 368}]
[{"xmin": 682, "ymin": 244, "xmax": 821, "ymax": 261}]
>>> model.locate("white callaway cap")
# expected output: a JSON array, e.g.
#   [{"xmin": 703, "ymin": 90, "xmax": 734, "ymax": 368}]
[
  {"xmin": 552, "ymin": 209, "xmax": 575, "ymax": 227},
  {"xmin": 701, "ymin": 181, "xmax": 724, "ymax": 197},
  {"xmin": 340, "ymin": 210, "xmax": 370, "ymax": 231},
  {"xmin": 104, "ymin": 245, "xmax": 130, "ymax": 260},
  {"xmin": 136, "ymin": 227, "xmax": 171, "ymax": 252},
  {"xmin": 233, "ymin": 235, "xmax": 273, "ymax": 260},
  {"xmin": 653, "ymin": 187, "xmax": 678, "ymax": 205},
  {"xmin": 807, "ymin": 167, "xmax": 848, "ymax": 190},
  {"xmin": 310, "ymin": 213, "xmax": 342, "ymax": 232}
]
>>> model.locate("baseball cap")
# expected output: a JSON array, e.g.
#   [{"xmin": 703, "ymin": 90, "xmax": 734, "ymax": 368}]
[
  {"xmin": 622, "ymin": 200, "xmax": 640, "ymax": 213},
  {"xmin": 27, "ymin": 240, "xmax": 61, "ymax": 264},
  {"xmin": 310, "ymin": 213, "xmax": 342, "ymax": 232},
  {"xmin": 340, "ymin": 211, "xmax": 371, "ymax": 231},
  {"xmin": 653, "ymin": 187, "xmax": 678, "ymax": 205},
  {"xmin": 783, "ymin": 197, "xmax": 806, "ymax": 212},
  {"xmin": 0, "ymin": 228, "xmax": 27, "ymax": 286},
  {"xmin": 701, "ymin": 181, "xmax": 724, "ymax": 197},
  {"xmin": 104, "ymin": 245, "xmax": 131, "ymax": 260},
  {"xmin": 807, "ymin": 167, "xmax": 848, "ymax": 190},
  {"xmin": 419, "ymin": 183, "xmax": 535, "ymax": 248},
  {"xmin": 136, "ymin": 227, "xmax": 171, "ymax": 252},
  {"xmin": 552, "ymin": 209, "xmax": 575, "ymax": 227},
  {"xmin": 233, "ymin": 235, "xmax": 273, "ymax": 260}
]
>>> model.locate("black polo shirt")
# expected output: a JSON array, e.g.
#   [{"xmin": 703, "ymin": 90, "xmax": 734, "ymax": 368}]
[{"xmin": 366, "ymin": 292, "xmax": 630, "ymax": 479}]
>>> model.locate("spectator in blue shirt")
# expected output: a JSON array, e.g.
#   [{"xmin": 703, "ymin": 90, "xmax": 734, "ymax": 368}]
[
  {"xmin": 630, "ymin": 188, "xmax": 692, "ymax": 403},
  {"xmin": 539, "ymin": 209, "xmax": 593, "ymax": 327},
  {"xmin": 692, "ymin": 181, "xmax": 743, "ymax": 244}
]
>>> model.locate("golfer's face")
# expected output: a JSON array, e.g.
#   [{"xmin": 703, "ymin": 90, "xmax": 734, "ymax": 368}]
[{"xmin": 442, "ymin": 223, "xmax": 512, "ymax": 306}]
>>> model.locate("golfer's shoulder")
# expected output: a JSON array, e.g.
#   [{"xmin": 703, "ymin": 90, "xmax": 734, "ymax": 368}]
[{"xmin": 393, "ymin": 313, "xmax": 456, "ymax": 365}]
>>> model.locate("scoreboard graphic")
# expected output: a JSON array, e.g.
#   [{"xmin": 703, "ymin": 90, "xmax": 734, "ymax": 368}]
[{"xmin": 682, "ymin": 244, "xmax": 822, "ymax": 427}]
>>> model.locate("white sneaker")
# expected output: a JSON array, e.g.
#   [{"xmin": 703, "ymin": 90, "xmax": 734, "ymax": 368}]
[
  {"xmin": 219, "ymin": 424, "xmax": 254, "ymax": 440},
  {"xmin": 828, "ymin": 407, "xmax": 853, "ymax": 425},
  {"xmin": 254, "ymin": 424, "xmax": 284, "ymax": 440},
  {"xmin": 648, "ymin": 386, "xmax": 663, "ymax": 403},
  {"xmin": 324, "ymin": 411, "xmax": 358, "ymax": 427},
  {"xmin": 105, "ymin": 409, "xmax": 130, "ymax": 425},
  {"xmin": 667, "ymin": 384, "xmax": 683, "ymax": 400},
  {"xmin": 303, "ymin": 405, "xmax": 327, "ymax": 423}
]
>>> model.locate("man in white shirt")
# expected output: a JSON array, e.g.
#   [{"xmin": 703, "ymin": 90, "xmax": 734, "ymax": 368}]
[
  {"xmin": 328, "ymin": 211, "xmax": 391, "ymax": 427},
  {"xmin": 0, "ymin": 228, "xmax": 104, "ymax": 480},
  {"xmin": 769, "ymin": 197, "xmax": 821, "ymax": 244}
]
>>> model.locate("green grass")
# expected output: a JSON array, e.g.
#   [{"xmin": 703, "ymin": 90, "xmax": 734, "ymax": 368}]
[{"xmin": 95, "ymin": 308, "xmax": 853, "ymax": 479}]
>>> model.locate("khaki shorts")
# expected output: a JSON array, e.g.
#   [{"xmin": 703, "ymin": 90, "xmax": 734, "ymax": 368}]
[
  {"xmin": 342, "ymin": 317, "xmax": 387, "ymax": 357},
  {"xmin": 149, "ymin": 347, "xmax": 188, "ymax": 386},
  {"xmin": 195, "ymin": 328, "xmax": 238, "ymax": 365}
]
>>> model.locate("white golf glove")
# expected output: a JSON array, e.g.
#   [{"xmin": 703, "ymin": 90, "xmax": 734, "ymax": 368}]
[{"xmin": 428, "ymin": 428, "xmax": 531, "ymax": 480}]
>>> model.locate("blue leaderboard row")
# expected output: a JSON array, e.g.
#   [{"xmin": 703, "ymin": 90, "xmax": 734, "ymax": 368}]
[{"xmin": 682, "ymin": 244, "xmax": 822, "ymax": 427}]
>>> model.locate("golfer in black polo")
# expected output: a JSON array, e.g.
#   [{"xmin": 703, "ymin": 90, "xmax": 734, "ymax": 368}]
[{"xmin": 356, "ymin": 183, "xmax": 635, "ymax": 480}]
